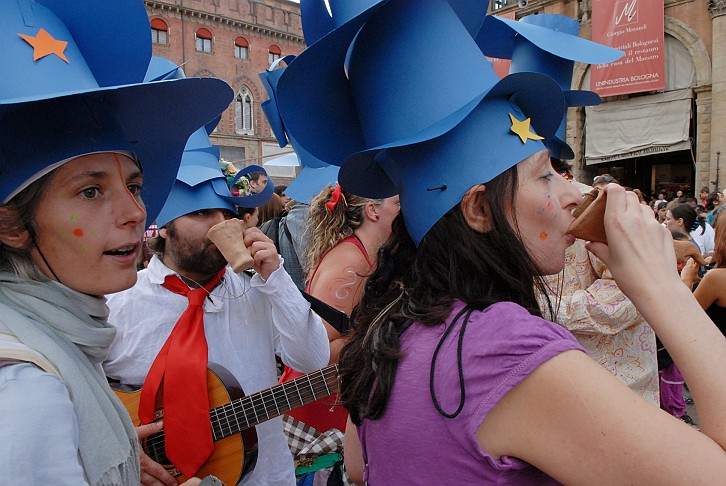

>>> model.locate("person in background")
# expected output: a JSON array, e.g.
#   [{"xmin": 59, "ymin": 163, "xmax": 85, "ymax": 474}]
[
  {"xmin": 543, "ymin": 162, "xmax": 658, "ymax": 404},
  {"xmin": 278, "ymin": 185, "xmax": 399, "ymax": 484},
  {"xmin": 248, "ymin": 171, "xmax": 268, "ymax": 194},
  {"xmin": 700, "ymin": 186, "xmax": 710, "ymax": 206},
  {"xmin": 653, "ymin": 190, "xmax": 669, "ymax": 210},
  {"xmin": 593, "ymin": 173, "xmax": 617, "ymax": 189},
  {"xmin": 238, "ymin": 205, "xmax": 259, "ymax": 229},
  {"xmin": 655, "ymin": 200, "xmax": 669, "ymax": 223},
  {"xmin": 706, "ymin": 191, "xmax": 725, "ymax": 225},
  {"xmin": 275, "ymin": 185, "xmax": 292, "ymax": 207},
  {"xmin": 257, "ymin": 193, "xmax": 284, "ymax": 227},
  {"xmin": 0, "ymin": 3, "xmax": 231, "ymax": 484},
  {"xmin": 682, "ymin": 216, "xmax": 726, "ymax": 335},
  {"xmin": 665, "ymin": 203, "xmax": 714, "ymax": 257}
]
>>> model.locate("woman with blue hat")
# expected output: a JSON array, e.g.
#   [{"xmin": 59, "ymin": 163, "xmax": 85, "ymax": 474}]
[
  {"xmin": 0, "ymin": 1, "xmax": 231, "ymax": 484},
  {"xmin": 280, "ymin": 0, "xmax": 726, "ymax": 483}
]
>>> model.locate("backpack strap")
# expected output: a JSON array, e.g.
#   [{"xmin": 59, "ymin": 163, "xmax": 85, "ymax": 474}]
[{"xmin": 0, "ymin": 333, "xmax": 61, "ymax": 377}]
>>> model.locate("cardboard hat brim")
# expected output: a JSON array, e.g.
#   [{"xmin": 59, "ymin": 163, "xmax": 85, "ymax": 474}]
[
  {"xmin": 341, "ymin": 72, "xmax": 566, "ymax": 245},
  {"xmin": 285, "ymin": 165, "xmax": 340, "ymax": 204},
  {"xmin": 477, "ymin": 14, "xmax": 623, "ymax": 63},
  {"xmin": 0, "ymin": 77, "xmax": 233, "ymax": 224},
  {"xmin": 548, "ymin": 137, "xmax": 576, "ymax": 160}
]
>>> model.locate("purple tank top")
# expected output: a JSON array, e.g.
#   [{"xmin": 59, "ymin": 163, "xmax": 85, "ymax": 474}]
[{"xmin": 359, "ymin": 300, "xmax": 584, "ymax": 484}]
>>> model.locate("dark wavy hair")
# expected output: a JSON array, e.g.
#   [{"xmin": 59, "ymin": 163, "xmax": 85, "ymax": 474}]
[{"xmin": 338, "ymin": 165, "xmax": 554, "ymax": 425}]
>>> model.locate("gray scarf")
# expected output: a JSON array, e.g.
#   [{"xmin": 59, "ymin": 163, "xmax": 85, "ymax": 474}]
[{"xmin": 0, "ymin": 272, "xmax": 140, "ymax": 485}]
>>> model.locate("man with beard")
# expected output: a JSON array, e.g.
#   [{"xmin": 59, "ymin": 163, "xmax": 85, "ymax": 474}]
[{"xmin": 103, "ymin": 120, "xmax": 329, "ymax": 486}]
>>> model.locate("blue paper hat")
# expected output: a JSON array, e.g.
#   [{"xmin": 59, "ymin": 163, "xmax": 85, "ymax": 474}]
[
  {"xmin": 155, "ymin": 131, "xmax": 274, "ymax": 227},
  {"xmin": 259, "ymin": 56, "xmax": 340, "ymax": 203},
  {"xmin": 476, "ymin": 14, "xmax": 624, "ymax": 159},
  {"xmin": 340, "ymin": 72, "xmax": 566, "ymax": 245},
  {"xmin": 285, "ymin": 165, "xmax": 341, "ymax": 204},
  {"xmin": 150, "ymin": 60, "xmax": 273, "ymax": 226},
  {"xmin": 300, "ymin": 0, "xmax": 335, "ymax": 46},
  {"xmin": 0, "ymin": 0, "xmax": 233, "ymax": 223},
  {"xmin": 277, "ymin": 0, "xmax": 495, "ymax": 168}
]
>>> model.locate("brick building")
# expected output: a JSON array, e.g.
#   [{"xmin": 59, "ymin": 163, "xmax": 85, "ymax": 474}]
[
  {"xmin": 145, "ymin": 0, "xmax": 304, "ymax": 184},
  {"xmin": 491, "ymin": 0, "xmax": 725, "ymax": 198}
]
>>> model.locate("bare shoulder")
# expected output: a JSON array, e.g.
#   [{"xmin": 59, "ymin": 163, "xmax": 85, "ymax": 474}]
[
  {"xmin": 316, "ymin": 242, "xmax": 372, "ymax": 276},
  {"xmin": 700, "ymin": 268, "xmax": 726, "ymax": 307},
  {"xmin": 477, "ymin": 350, "xmax": 726, "ymax": 483}
]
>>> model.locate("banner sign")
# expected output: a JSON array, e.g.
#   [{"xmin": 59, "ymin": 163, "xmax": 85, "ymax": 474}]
[{"xmin": 591, "ymin": 0, "xmax": 665, "ymax": 97}]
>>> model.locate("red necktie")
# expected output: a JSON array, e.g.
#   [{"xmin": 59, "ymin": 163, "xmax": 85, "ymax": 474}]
[{"xmin": 138, "ymin": 269, "xmax": 225, "ymax": 478}]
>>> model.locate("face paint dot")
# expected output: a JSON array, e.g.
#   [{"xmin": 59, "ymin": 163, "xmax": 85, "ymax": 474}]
[
  {"xmin": 69, "ymin": 214, "xmax": 77, "ymax": 221},
  {"xmin": 72, "ymin": 228, "xmax": 84, "ymax": 237},
  {"xmin": 539, "ymin": 231, "xmax": 549, "ymax": 241},
  {"xmin": 89, "ymin": 229, "xmax": 98, "ymax": 237}
]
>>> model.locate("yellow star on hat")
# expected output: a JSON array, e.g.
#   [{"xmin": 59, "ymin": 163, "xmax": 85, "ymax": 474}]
[
  {"xmin": 509, "ymin": 113, "xmax": 544, "ymax": 144},
  {"xmin": 18, "ymin": 28, "xmax": 69, "ymax": 63}
]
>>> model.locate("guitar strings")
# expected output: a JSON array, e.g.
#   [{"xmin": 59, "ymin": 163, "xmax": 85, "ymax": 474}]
[
  {"xmin": 141, "ymin": 367, "xmax": 340, "ymax": 457},
  {"xmin": 143, "ymin": 372, "xmax": 339, "ymax": 457}
]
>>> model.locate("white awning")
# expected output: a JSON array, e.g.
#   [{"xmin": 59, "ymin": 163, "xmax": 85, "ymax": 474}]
[
  {"xmin": 263, "ymin": 152, "xmax": 299, "ymax": 178},
  {"xmin": 585, "ymin": 88, "xmax": 692, "ymax": 165}
]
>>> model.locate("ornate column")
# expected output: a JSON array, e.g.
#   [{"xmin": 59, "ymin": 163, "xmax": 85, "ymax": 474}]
[{"xmin": 709, "ymin": 0, "xmax": 726, "ymax": 190}]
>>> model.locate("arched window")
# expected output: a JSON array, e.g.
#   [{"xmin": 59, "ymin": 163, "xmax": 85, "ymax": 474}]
[
  {"xmin": 268, "ymin": 44, "xmax": 281, "ymax": 65},
  {"xmin": 235, "ymin": 87, "xmax": 254, "ymax": 135},
  {"xmin": 195, "ymin": 28, "xmax": 212, "ymax": 53},
  {"xmin": 235, "ymin": 36, "xmax": 249, "ymax": 59},
  {"xmin": 150, "ymin": 18, "xmax": 168, "ymax": 45}
]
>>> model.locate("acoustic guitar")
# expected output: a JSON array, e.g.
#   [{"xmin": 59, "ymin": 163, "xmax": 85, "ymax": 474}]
[{"xmin": 112, "ymin": 362, "xmax": 339, "ymax": 485}]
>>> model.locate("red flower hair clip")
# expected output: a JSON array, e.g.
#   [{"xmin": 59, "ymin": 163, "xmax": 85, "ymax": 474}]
[{"xmin": 325, "ymin": 184, "xmax": 345, "ymax": 212}]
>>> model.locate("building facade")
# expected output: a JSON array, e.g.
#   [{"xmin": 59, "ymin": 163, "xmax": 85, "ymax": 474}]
[
  {"xmin": 492, "ymin": 0, "xmax": 722, "ymax": 199},
  {"xmin": 145, "ymin": 0, "xmax": 305, "ymax": 184}
]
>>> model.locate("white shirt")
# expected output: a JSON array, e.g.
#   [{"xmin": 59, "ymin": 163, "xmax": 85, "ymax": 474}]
[
  {"xmin": 103, "ymin": 256, "xmax": 329, "ymax": 486},
  {"xmin": 691, "ymin": 223, "xmax": 715, "ymax": 255},
  {"xmin": 0, "ymin": 360, "xmax": 87, "ymax": 484}
]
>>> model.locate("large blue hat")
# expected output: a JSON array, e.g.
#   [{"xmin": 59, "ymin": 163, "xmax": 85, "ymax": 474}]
[
  {"xmin": 476, "ymin": 14, "xmax": 624, "ymax": 159},
  {"xmin": 259, "ymin": 56, "xmax": 340, "ymax": 204},
  {"xmin": 277, "ymin": 0, "xmax": 494, "ymax": 168},
  {"xmin": 147, "ymin": 58, "xmax": 272, "ymax": 228},
  {"xmin": 0, "ymin": 0, "xmax": 233, "ymax": 223},
  {"xmin": 155, "ymin": 124, "xmax": 274, "ymax": 227},
  {"xmin": 341, "ymin": 72, "xmax": 566, "ymax": 245}
]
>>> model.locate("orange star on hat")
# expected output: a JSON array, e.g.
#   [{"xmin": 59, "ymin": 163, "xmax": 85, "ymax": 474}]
[
  {"xmin": 509, "ymin": 113, "xmax": 544, "ymax": 144},
  {"xmin": 18, "ymin": 28, "xmax": 69, "ymax": 63}
]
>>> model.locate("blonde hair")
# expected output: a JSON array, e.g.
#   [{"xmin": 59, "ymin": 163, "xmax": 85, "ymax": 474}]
[{"xmin": 304, "ymin": 185, "xmax": 381, "ymax": 280}]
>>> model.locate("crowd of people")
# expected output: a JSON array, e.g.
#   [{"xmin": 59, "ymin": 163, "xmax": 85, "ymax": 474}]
[{"xmin": 5, "ymin": 1, "xmax": 726, "ymax": 485}]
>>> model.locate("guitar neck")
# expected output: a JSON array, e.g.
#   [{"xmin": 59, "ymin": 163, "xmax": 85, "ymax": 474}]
[{"xmin": 210, "ymin": 364, "xmax": 339, "ymax": 441}]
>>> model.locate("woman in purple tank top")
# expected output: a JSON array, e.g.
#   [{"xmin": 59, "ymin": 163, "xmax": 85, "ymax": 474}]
[
  {"xmin": 332, "ymin": 28, "xmax": 726, "ymax": 486},
  {"xmin": 273, "ymin": 1, "xmax": 726, "ymax": 482}
]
